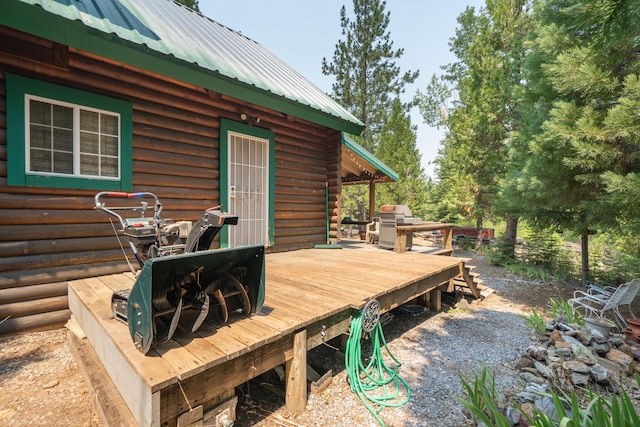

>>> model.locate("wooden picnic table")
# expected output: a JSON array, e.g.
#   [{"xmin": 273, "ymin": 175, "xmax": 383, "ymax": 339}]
[{"xmin": 395, "ymin": 222, "xmax": 453, "ymax": 254}]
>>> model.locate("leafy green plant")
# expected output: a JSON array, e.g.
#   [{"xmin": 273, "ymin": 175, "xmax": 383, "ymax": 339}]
[
  {"xmin": 457, "ymin": 368, "xmax": 511, "ymax": 427},
  {"xmin": 458, "ymin": 368, "xmax": 640, "ymax": 427},
  {"xmin": 522, "ymin": 308, "xmax": 548, "ymax": 335},
  {"xmin": 549, "ymin": 298, "xmax": 585, "ymax": 325},
  {"xmin": 520, "ymin": 385, "xmax": 640, "ymax": 427}
]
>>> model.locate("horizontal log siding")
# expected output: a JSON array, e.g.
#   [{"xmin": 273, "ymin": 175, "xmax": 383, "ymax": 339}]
[
  {"xmin": 272, "ymin": 130, "xmax": 330, "ymax": 251},
  {"xmin": 0, "ymin": 27, "xmax": 341, "ymax": 334},
  {"xmin": 327, "ymin": 134, "xmax": 343, "ymax": 242}
]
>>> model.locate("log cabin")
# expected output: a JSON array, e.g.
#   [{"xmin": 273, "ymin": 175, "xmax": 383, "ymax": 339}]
[{"xmin": 0, "ymin": 0, "xmax": 397, "ymax": 336}]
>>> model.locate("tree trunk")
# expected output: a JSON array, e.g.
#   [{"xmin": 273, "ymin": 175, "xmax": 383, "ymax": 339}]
[
  {"xmin": 581, "ymin": 232, "xmax": 589, "ymax": 287},
  {"xmin": 475, "ymin": 216, "xmax": 484, "ymax": 250},
  {"xmin": 503, "ymin": 215, "xmax": 518, "ymax": 259}
]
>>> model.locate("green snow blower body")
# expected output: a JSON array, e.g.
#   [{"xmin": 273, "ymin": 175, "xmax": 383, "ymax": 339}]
[{"xmin": 127, "ymin": 245, "xmax": 265, "ymax": 354}]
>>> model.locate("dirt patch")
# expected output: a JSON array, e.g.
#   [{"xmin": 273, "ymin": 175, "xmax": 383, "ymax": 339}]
[{"xmin": 0, "ymin": 329, "xmax": 101, "ymax": 426}]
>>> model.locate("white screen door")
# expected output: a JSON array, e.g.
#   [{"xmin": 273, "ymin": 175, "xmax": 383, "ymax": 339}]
[{"xmin": 227, "ymin": 131, "xmax": 269, "ymax": 247}]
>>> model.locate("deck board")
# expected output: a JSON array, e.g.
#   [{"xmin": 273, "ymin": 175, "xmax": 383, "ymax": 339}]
[{"xmin": 68, "ymin": 247, "xmax": 464, "ymax": 426}]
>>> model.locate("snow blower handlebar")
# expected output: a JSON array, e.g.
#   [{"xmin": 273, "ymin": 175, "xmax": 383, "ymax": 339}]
[
  {"xmin": 94, "ymin": 192, "xmax": 163, "ymax": 269},
  {"xmin": 94, "ymin": 192, "xmax": 163, "ymax": 228}
]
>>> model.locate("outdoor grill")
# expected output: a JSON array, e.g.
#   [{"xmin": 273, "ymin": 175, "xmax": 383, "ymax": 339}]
[{"xmin": 378, "ymin": 205, "xmax": 422, "ymax": 250}]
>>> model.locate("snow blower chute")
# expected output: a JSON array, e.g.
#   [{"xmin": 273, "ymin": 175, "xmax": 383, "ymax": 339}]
[{"xmin": 95, "ymin": 192, "xmax": 265, "ymax": 354}]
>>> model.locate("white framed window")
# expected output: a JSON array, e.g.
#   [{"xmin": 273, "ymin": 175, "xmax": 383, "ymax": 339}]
[
  {"xmin": 26, "ymin": 95, "xmax": 121, "ymax": 180},
  {"xmin": 6, "ymin": 73, "xmax": 132, "ymax": 191}
]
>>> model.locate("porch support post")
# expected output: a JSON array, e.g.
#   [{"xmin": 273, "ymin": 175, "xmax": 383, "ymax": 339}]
[{"xmin": 369, "ymin": 181, "xmax": 376, "ymax": 221}]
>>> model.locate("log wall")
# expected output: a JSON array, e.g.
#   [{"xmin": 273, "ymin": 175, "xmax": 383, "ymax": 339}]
[{"xmin": 0, "ymin": 26, "xmax": 341, "ymax": 335}]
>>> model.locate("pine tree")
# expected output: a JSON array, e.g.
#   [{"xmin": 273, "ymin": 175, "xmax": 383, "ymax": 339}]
[
  {"xmin": 375, "ymin": 99, "xmax": 428, "ymax": 216},
  {"xmin": 512, "ymin": 0, "xmax": 640, "ymax": 231},
  {"xmin": 416, "ymin": 1, "xmax": 530, "ymax": 251},
  {"xmin": 505, "ymin": 0, "xmax": 640, "ymax": 281},
  {"xmin": 322, "ymin": 0, "xmax": 418, "ymax": 151},
  {"xmin": 323, "ymin": 0, "xmax": 422, "ymax": 224}
]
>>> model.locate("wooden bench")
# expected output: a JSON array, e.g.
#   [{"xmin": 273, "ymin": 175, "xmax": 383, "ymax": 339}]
[{"xmin": 395, "ymin": 222, "xmax": 453, "ymax": 254}]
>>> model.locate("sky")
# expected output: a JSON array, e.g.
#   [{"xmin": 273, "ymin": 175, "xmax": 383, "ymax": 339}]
[{"xmin": 199, "ymin": 1, "xmax": 485, "ymax": 178}]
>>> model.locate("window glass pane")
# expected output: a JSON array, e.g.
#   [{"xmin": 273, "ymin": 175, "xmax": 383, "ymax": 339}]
[
  {"xmin": 53, "ymin": 128, "xmax": 73, "ymax": 152},
  {"xmin": 101, "ymin": 114, "xmax": 118, "ymax": 136},
  {"xmin": 80, "ymin": 110, "xmax": 99, "ymax": 132},
  {"xmin": 30, "ymin": 149, "xmax": 51, "ymax": 172},
  {"xmin": 23, "ymin": 92, "xmax": 122, "ymax": 181},
  {"xmin": 30, "ymin": 124, "xmax": 51, "ymax": 149},
  {"xmin": 101, "ymin": 136, "xmax": 118, "ymax": 156},
  {"xmin": 53, "ymin": 151, "xmax": 73, "ymax": 174},
  {"xmin": 52, "ymin": 104, "xmax": 73, "ymax": 128},
  {"xmin": 30, "ymin": 100, "xmax": 51, "ymax": 125},
  {"xmin": 80, "ymin": 132, "xmax": 99, "ymax": 154},
  {"xmin": 101, "ymin": 156, "xmax": 119, "ymax": 177},
  {"xmin": 80, "ymin": 154, "xmax": 99, "ymax": 175}
]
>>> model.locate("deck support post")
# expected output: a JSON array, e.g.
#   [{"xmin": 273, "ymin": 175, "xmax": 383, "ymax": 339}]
[
  {"xmin": 286, "ymin": 329, "xmax": 307, "ymax": 415},
  {"xmin": 429, "ymin": 288, "xmax": 442, "ymax": 311}
]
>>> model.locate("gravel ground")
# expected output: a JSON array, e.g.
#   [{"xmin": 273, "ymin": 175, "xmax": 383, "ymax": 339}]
[{"xmin": 0, "ymin": 249, "xmax": 573, "ymax": 427}]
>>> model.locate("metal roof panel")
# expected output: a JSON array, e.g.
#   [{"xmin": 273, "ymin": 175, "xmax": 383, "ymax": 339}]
[{"xmin": 11, "ymin": 0, "xmax": 363, "ymax": 131}]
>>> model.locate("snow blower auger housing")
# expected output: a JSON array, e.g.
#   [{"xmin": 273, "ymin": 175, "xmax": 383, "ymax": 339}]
[{"xmin": 95, "ymin": 192, "xmax": 265, "ymax": 354}]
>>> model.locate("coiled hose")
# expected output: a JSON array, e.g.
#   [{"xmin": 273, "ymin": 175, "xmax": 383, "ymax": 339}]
[{"xmin": 345, "ymin": 308, "xmax": 411, "ymax": 426}]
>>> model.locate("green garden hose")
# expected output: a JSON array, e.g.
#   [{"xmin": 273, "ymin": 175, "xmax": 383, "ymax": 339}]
[{"xmin": 345, "ymin": 301, "xmax": 411, "ymax": 426}]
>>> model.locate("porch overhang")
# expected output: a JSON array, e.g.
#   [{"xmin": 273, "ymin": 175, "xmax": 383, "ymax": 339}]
[{"xmin": 341, "ymin": 134, "xmax": 398, "ymax": 185}]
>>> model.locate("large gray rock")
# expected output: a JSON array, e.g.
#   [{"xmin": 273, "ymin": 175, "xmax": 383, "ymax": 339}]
[
  {"xmin": 563, "ymin": 360, "xmax": 590, "ymax": 374},
  {"xmin": 589, "ymin": 364, "xmax": 610, "ymax": 383},
  {"xmin": 571, "ymin": 371, "xmax": 590, "ymax": 386},
  {"xmin": 521, "ymin": 371, "xmax": 546, "ymax": 384}
]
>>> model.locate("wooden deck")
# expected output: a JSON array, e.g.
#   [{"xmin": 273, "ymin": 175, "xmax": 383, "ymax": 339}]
[{"xmin": 68, "ymin": 247, "xmax": 465, "ymax": 426}]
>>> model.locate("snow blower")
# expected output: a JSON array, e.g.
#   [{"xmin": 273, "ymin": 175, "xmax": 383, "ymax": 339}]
[{"xmin": 95, "ymin": 192, "xmax": 265, "ymax": 354}]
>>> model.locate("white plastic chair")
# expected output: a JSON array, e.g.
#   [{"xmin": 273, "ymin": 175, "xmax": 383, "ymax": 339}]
[
  {"xmin": 582, "ymin": 278, "xmax": 640, "ymax": 327},
  {"xmin": 616, "ymin": 279, "xmax": 640, "ymax": 326},
  {"xmin": 365, "ymin": 220, "xmax": 379, "ymax": 244},
  {"xmin": 571, "ymin": 280, "xmax": 636, "ymax": 328}
]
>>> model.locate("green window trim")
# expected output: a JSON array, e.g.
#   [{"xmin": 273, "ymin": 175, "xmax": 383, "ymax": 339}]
[
  {"xmin": 6, "ymin": 73, "xmax": 133, "ymax": 191},
  {"xmin": 219, "ymin": 118, "xmax": 275, "ymax": 248}
]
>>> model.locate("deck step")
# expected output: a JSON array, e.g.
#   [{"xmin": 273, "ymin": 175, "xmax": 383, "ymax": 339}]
[
  {"xmin": 453, "ymin": 278, "xmax": 485, "ymax": 287},
  {"xmin": 453, "ymin": 279, "xmax": 493, "ymax": 299}
]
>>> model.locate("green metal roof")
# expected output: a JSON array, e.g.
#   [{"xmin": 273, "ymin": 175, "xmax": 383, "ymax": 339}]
[
  {"xmin": 3, "ymin": 0, "xmax": 365, "ymax": 135},
  {"xmin": 342, "ymin": 134, "xmax": 398, "ymax": 183}
]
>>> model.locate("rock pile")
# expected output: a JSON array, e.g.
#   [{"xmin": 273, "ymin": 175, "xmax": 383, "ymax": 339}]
[{"xmin": 505, "ymin": 320, "xmax": 639, "ymax": 424}]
